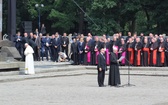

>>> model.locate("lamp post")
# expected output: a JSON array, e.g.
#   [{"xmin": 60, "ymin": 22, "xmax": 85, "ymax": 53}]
[{"xmin": 35, "ymin": 4, "xmax": 44, "ymax": 32}]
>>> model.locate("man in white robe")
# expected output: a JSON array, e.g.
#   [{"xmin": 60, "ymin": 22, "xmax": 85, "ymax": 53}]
[{"xmin": 24, "ymin": 43, "xmax": 35, "ymax": 75}]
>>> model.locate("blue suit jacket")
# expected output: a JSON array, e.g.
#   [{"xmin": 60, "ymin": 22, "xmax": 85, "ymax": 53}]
[
  {"xmin": 53, "ymin": 38, "xmax": 61, "ymax": 51},
  {"xmin": 14, "ymin": 36, "xmax": 22, "ymax": 48},
  {"xmin": 78, "ymin": 42, "xmax": 85, "ymax": 52}
]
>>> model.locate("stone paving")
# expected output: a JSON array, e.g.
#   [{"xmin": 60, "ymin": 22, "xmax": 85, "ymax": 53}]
[
  {"xmin": 0, "ymin": 61, "xmax": 168, "ymax": 105},
  {"xmin": 0, "ymin": 74, "xmax": 168, "ymax": 105},
  {"xmin": 0, "ymin": 61, "xmax": 168, "ymax": 83}
]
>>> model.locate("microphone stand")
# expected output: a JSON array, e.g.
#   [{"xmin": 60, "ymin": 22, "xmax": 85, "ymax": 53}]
[{"xmin": 122, "ymin": 57, "xmax": 135, "ymax": 87}]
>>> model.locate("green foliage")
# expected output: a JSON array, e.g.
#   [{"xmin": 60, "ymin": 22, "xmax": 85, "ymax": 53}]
[
  {"xmin": 2, "ymin": 0, "xmax": 168, "ymax": 35},
  {"xmin": 48, "ymin": 9, "xmax": 75, "ymax": 32}
]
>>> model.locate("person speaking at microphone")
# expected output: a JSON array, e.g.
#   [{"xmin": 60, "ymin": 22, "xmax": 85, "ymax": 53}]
[{"xmin": 108, "ymin": 47, "xmax": 121, "ymax": 87}]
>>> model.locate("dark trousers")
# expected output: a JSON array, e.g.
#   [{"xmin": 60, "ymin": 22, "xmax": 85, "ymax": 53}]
[
  {"xmin": 62, "ymin": 46, "xmax": 69, "ymax": 59},
  {"xmin": 45, "ymin": 46, "xmax": 51, "ymax": 60},
  {"xmin": 50, "ymin": 46, "xmax": 54, "ymax": 61},
  {"xmin": 166, "ymin": 52, "xmax": 168, "ymax": 66},
  {"xmin": 53, "ymin": 48, "xmax": 59, "ymax": 62},
  {"xmin": 97, "ymin": 69, "xmax": 105, "ymax": 87},
  {"xmin": 33, "ymin": 46, "xmax": 40, "ymax": 61},
  {"xmin": 16, "ymin": 46, "xmax": 23, "ymax": 57},
  {"xmin": 22, "ymin": 48, "xmax": 26, "ymax": 61},
  {"xmin": 34, "ymin": 47, "xmax": 38, "ymax": 61},
  {"xmin": 41, "ymin": 47, "xmax": 45, "ymax": 61},
  {"xmin": 79, "ymin": 53, "xmax": 84, "ymax": 64},
  {"xmin": 72, "ymin": 52, "xmax": 78, "ymax": 65}
]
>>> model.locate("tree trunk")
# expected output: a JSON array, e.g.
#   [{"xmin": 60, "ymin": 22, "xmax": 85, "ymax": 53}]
[
  {"xmin": 131, "ymin": 18, "xmax": 136, "ymax": 34},
  {"xmin": 78, "ymin": 10, "xmax": 84, "ymax": 34},
  {"xmin": 144, "ymin": 8, "xmax": 150, "ymax": 30}
]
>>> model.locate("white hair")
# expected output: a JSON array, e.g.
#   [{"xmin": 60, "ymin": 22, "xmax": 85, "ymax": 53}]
[{"xmin": 113, "ymin": 47, "xmax": 117, "ymax": 51}]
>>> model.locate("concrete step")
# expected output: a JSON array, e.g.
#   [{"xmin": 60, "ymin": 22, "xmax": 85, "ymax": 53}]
[
  {"xmin": 1, "ymin": 68, "xmax": 168, "ymax": 83},
  {"xmin": 0, "ymin": 62, "xmax": 24, "ymax": 70},
  {"xmin": 1, "ymin": 64, "xmax": 168, "ymax": 76},
  {"xmin": 0, "ymin": 70, "xmax": 87, "ymax": 83},
  {"xmin": 85, "ymin": 66, "xmax": 168, "ymax": 71},
  {"xmin": 87, "ymin": 70, "xmax": 168, "ymax": 77},
  {"xmin": 1, "ymin": 65, "xmax": 168, "ymax": 83},
  {"xmin": 0, "ymin": 61, "xmax": 72, "ymax": 76}
]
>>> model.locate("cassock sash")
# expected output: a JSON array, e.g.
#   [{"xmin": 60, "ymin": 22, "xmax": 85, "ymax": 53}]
[
  {"xmin": 128, "ymin": 48, "xmax": 134, "ymax": 64},
  {"xmin": 136, "ymin": 50, "xmax": 141, "ymax": 66},
  {"xmin": 160, "ymin": 48, "xmax": 165, "ymax": 64},
  {"xmin": 105, "ymin": 49, "xmax": 110, "ymax": 65},
  {"xmin": 143, "ymin": 48, "xmax": 150, "ymax": 64},
  {"xmin": 121, "ymin": 52, "xmax": 126, "ymax": 64},
  {"xmin": 153, "ymin": 49, "xmax": 157, "ymax": 65},
  {"xmin": 95, "ymin": 50, "xmax": 99, "ymax": 64},
  {"xmin": 86, "ymin": 45, "xmax": 91, "ymax": 63}
]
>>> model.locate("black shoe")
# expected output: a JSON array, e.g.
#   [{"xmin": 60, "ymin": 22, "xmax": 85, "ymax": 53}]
[
  {"xmin": 99, "ymin": 85, "xmax": 105, "ymax": 87},
  {"xmin": 115, "ymin": 84, "xmax": 121, "ymax": 87}
]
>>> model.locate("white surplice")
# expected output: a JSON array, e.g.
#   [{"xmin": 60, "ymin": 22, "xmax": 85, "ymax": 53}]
[{"xmin": 24, "ymin": 45, "xmax": 35, "ymax": 75}]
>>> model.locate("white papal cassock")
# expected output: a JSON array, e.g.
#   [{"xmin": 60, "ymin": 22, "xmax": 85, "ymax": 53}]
[{"xmin": 24, "ymin": 45, "xmax": 35, "ymax": 74}]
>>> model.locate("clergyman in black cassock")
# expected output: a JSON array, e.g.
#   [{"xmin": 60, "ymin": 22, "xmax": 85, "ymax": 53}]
[
  {"xmin": 97, "ymin": 48, "xmax": 106, "ymax": 87},
  {"xmin": 142, "ymin": 37, "xmax": 150, "ymax": 66},
  {"xmin": 71, "ymin": 38, "xmax": 78, "ymax": 65},
  {"xmin": 61, "ymin": 33, "xmax": 69, "ymax": 60},
  {"xmin": 165, "ymin": 38, "xmax": 168, "ymax": 66},
  {"xmin": 157, "ymin": 37, "xmax": 166, "ymax": 67},
  {"xmin": 108, "ymin": 48, "xmax": 121, "ymax": 86}
]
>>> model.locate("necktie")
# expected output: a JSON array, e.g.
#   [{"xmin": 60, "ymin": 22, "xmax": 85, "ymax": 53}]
[{"xmin": 102, "ymin": 54, "xmax": 105, "ymax": 59}]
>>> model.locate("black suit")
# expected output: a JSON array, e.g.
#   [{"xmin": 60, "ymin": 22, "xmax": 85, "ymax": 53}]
[
  {"xmin": 97, "ymin": 53, "xmax": 106, "ymax": 87},
  {"xmin": 165, "ymin": 42, "xmax": 168, "ymax": 66},
  {"xmin": 61, "ymin": 36, "xmax": 69, "ymax": 56},
  {"xmin": 53, "ymin": 37, "xmax": 61, "ymax": 62},
  {"xmin": 71, "ymin": 42, "xmax": 78, "ymax": 65},
  {"xmin": 50, "ymin": 38, "xmax": 55, "ymax": 61},
  {"xmin": 78, "ymin": 42, "xmax": 85, "ymax": 64},
  {"xmin": 21, "ymin": 36, "xmax": 29, "ymax": 61},
  {"xmin": 14, "ymin": 35, "xmax": 23, "ymax": 56}
]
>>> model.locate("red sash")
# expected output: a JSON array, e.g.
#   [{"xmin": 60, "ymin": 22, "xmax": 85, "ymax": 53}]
[
  {"xmin": 153, "ymin": 49, "xmax": 157, "ymax": 65},
  {"xmin": 128, "ymin": 48, "xmax": 134, "ymax": 65},
  {"xmin": 137, "ymin": 50, "xmax": 141, "ymax": 66},
  {"xmin": 160, "ymin": 48, "xmax": 165, "ymax": 63}
]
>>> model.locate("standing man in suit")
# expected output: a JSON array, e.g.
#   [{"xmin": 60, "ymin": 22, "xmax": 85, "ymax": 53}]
[
  {"xmin": 71, "ymin": 38, "xmax": 78, "ymax": 65},
  {"xmin": 61, "ymin": 33, "xmax": 69, "ymax": 60},
  {"xmin": 40, "ymin": 24, "xmax": 46, "ymax": 36},
  {"xmin": 22, "ymin": 32, "xmax": 29, "ymax": 61},
  {"xmin": 34, "ymin": 33, "xmax": 41, "ymax": 61},
  {"xmin": 97, "ymin": 47, "xmax": 106, "ymax": 87},
  {"xmin": 14, "ymin": 31, "xmax": 23, "ymax": 56},
  {"xmin": 44, "ymin": 33, "xmax": 51, "ymax": 61},
  {"xmin": 50, "ymin": 34, "xmax": 55, "ymax": 61},
  {"xmin": 53, "ymin": 32, "xmax": 61, "ymax": 62},
  {"xmin": 78, "ymin": 38, "xmax": 85, "ymax": 64}
]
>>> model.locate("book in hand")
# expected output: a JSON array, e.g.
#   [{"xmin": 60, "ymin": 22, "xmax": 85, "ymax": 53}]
[{"xmin": 118, "ymin": 56, "xmax": 125, "ymax": 62}]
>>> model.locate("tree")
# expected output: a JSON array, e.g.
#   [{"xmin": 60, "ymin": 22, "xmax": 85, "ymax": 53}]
[{"xmin": 2, "ymin": 0, "xmax": 168, "ymax": 35}]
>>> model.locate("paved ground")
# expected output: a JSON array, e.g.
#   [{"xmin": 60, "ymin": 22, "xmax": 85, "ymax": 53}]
[{"xmin": 0, "ymin": 74, "xmax": 168, "ymax": 105}]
